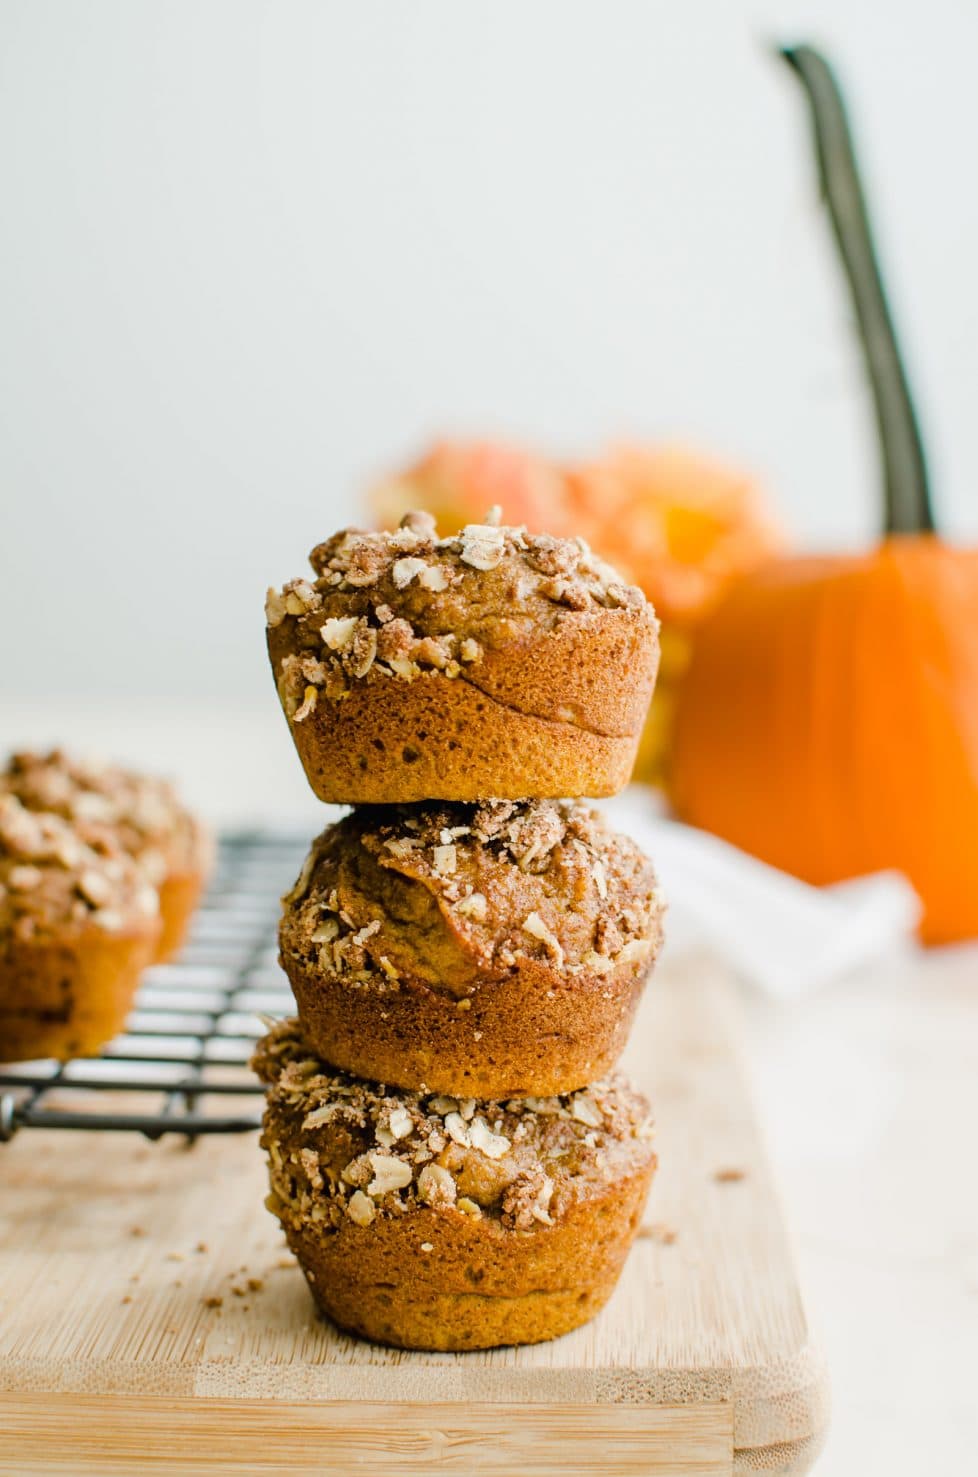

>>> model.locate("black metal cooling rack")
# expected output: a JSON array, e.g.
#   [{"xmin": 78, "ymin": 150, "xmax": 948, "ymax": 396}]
[{"xmin": 0, "ymin": 831, "xmax": 304, "ymax": 1143}]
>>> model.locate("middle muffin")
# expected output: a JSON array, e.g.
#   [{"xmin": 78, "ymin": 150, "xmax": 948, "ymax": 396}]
[{"xmin": 279, "ymin": 797, "xmax": 665, "ymax": 1098}]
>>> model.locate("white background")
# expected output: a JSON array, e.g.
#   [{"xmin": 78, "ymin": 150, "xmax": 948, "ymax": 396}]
[{"xmin": 1, "ymin": 0, "xmax": 977, "ymax": 704}]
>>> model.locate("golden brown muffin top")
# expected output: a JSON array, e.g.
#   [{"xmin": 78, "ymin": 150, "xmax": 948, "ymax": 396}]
[
  {"xmin": 280, "ymin": 798, "xmax": 664, "ymax": 998},
  {"xmin": 1, "ymin": 749, "xmax": 208, "ymax": 885},
  {"xmin": 254, "ymin": 1018, "xmax": 654, "ymax": 1230},
  {"xmin": 0, "ymin": 794, "xmax": 160, "ymax": 942},
  {"xmin": 265, "ymin": 509, "xmax": 655, "ymax": 714}
]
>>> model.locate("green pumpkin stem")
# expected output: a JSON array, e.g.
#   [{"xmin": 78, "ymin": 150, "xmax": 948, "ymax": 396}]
[{"xmin": 780, "ymin": 44, "xmax": 935, "ymax": 536}]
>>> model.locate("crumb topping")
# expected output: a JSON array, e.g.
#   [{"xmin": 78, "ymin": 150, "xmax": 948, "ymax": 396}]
[
  {"xmin": 265, "ymin": 509, "xmax": 653, "ymax": 718},
  {"xmin": 1, "ymin": 749, "xmax": 207, "ymax": 884},
  {"xmin": 254, "ymin": 1019, "xmax": 654, "ymax": 1231},
  {"xmin": 0, "ymin": 795, "xmax": 159, "ymax": 940},
  {"xmin": 279, "ymin": 799, "xmax": 665, "ymax": 998}
]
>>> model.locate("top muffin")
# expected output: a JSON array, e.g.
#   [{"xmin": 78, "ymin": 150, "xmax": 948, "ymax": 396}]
[{"xmin": 266, "ymin": 510, "xmax": 659, "ymax": 803}]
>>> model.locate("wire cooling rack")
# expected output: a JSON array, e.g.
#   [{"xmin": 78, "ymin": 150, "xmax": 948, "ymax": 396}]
[{"xmin": 0, "ymin": 832, "xmax": 305, "ymax": 1143}]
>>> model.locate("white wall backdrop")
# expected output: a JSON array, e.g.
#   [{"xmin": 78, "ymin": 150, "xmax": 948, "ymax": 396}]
[{"xmin": 1, "ymin": 0, "xmax": 976, "ymax": 702}]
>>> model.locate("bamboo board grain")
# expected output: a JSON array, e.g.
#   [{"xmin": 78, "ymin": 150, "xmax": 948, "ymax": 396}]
[{"xmin": 0, "ymin": 958, "xmax": 828, "ymax": 1475}]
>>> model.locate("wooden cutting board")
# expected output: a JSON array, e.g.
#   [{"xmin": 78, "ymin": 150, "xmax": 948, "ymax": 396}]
[{"xmin": 0, "ymin": 958, "xmax": 828, "ymax": 1475}]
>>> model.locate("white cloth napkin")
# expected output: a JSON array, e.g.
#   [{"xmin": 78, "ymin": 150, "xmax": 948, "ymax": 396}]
[{"xmin": 601, "ymin": 788, "xmax": 921, "ymax": 998}]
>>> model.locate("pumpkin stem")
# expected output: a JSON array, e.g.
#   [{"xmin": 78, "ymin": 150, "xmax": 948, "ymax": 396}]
[{"xmin": 780, "ymin": 44, "xmax": 935, "ymax": 536}]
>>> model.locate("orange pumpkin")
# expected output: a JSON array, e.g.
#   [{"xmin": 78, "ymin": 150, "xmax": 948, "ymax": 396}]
[
  {"xmin": 669, "ymin": 46, "xmax": 978, "ymax": 943},
  {"xmin": 564, "ymin": 447, "xmax": 783, "ymax": 783}
]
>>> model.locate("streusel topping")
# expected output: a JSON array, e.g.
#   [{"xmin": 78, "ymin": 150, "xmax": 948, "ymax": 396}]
[
  {"xmin": 1, "ymin": 749, "xmax": 206, "ymax": 886},
  {"xmin": 265, "ymin": 509, "xmax": 654, "ymax": 722},
  {"xmin": 254, "ymin": 1019, "xmax": 654, "ymax": 1230},
  {"xmin": 279, "ymin": 799, "xmax": 664, "ymax": 998},
  {"xmin": 0, "ymin": 795, "xmax": 159, "ymax": 941}
]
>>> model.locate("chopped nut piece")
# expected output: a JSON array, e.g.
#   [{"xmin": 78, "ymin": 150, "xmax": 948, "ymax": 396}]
[
  {"xmin": 418, "ymin": 564, "xmax": 450, "ymax": 592},
  {"xmin": 459, "ymin": 637, "xmax": 483, "ymax": 663},
  {"xmin": 459, "ymin": 523, "xmax": 505, "ymax": 570},
  {"xmin": 367, "ymin": 1153, "xmax": 413, "ymax": 1196},
  {"xmin": 347, "ymin": 620, "xmax": 378, "ymax": 678},
  {"xmin": 384, "ymin": 837, "xmax": 418, "ymax": 858},
  {"xmin": 399, "ymin": 509, "xmax": 437, "ymax": 537},
  {"xmin": 388, "ymin": 1106, "xmax": 413, "ymax": 1140},
  {"xmin": 8, "ymin": 865, "xmax": 42, "ymax": 891},
  {"xmin": 293, "ymin": 686, "xmax": 318, "ymax": 723},
  {"xmin": 417, "ymin": 1163, "xmax": 457, "ymax": 1207},
  {"xmin": 320, "ymin": 616, "xmax": 359, "ymax": 651},
  {"xmin": 443, "ymin": 1111, "xmax": 471, "ymax": 1147},
  {"xmin": 347, "ymin": 1190, "xmax": 376, "ymax": 1226},
  {"xmin": 420, "ymin": 1241, "xmax": 434, "ymax": 1253},
  {"xmin": 469, "ymin": 1116, "xmax": 512, "ymax": 1160},
  {"xmin": 456, "ymin": 1197, "xmax": 482, "ymax": 1217},
  {"xmin": 432, "ymin": 843, "xmax": 457, "ymax": 877},
  {"xmin": 265, "ymin": 586, "xmax": 288, "ymax": 627},
  {"xmin": 91, "ymin": 909, "xmax": 124, "ymax": 931},
  {"xmin": 454, "ymin": 891, "xmax": 487, "ymax": 921},
  {"xmin": 522, "ymin": 911, "xmax": 565, "ymax": 969},
  {"xmin": 571, "ymin": 1095, "xmax": 603, "ymax": 1129},
  {"xmin": 391, "ymin": 557, "xmax": 428, "ymax": 589}
]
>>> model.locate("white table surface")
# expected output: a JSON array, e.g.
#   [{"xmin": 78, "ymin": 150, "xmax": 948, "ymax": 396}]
[{"xmin": 3, "ymin": 698, "xmax": 977, "ymax": 1474}]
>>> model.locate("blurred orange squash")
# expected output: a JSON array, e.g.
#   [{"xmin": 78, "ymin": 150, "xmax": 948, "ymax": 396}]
[
  {"xmin": 372, "ymin": 441, "xmax": 783, "ymax": 784},
  {"xmin": 669, "ymin": 46, "xmax": 978, "ymax": 943},
  {"xmin": 564, "ymin": 447, "xmax": 783, "ymax": 782},
  {"xmin": 373, "ymin": 441, "xmax": 569, "ymax": 542}
]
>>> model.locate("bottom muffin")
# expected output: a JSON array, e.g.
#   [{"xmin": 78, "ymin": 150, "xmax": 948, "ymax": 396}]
[{"xmin": 252, "ymin": 1019, "xmax": 656, "ymax": 1351}]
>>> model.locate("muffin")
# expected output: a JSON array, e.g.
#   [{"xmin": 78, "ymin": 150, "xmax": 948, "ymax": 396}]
[
  {"xmin": 253, "ymin": 1018, "xmax": 656, "ymax": 1350},
  {"xmin": 265, "ymin": 510, "xmax": 660, "ymax": 803},
  {"xmin": 0, "ymin": 795, "xmax": 161, "ymax": 1061},
  {"xmin": 1, "ymin": 749, "xmax": 212, "ymax": 962},
  {"xmin": 278, "ymin": 797, "xmax": 665, "ymax": 1098}
]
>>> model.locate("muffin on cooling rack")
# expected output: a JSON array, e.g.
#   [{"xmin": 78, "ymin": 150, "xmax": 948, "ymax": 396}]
[
  {"xmin": 265, "ymin": 509, "xmax": 659, "ymax": 803},
  {"xmin": 0, "ymin": 795, "xmax": 161, "ymax": 1062},
  {"xmin": 1, "ymin": 749, "xmax": 211, "ymax": 962},
  {"xmin": 278, "ymin": 797, "xmax": 664, "ymax": 1098},
  {"xmin": 253, "ymin": 1018, "xmax": 656, "ymax": 1350}
]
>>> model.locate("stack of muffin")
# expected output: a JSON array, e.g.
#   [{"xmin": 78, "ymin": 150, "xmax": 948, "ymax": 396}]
[{"xmin": 256, "ymin": 508, "xmax": 665, "ymax": 1350}]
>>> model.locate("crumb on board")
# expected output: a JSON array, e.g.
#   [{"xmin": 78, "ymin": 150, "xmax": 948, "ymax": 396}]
[
  {"xmin": 120, "ymin": 1295, "xmax": 133, "ymax": 1305},
  {"xmin": 128, "ymin": 1226, "xmax": 147, "ymax": 1238},
  {"xmin": 247, "ymin": 1277, "xmax": 264, "ymax": 1292},
  {"xmin": 203, "ymin": 1296, "xmax": 223, "ymax": 1309},
  {"xmin": 713, "ymin": 1167, "xmax": 747, "ymax": 1183},
  {"xmin": 639, "ymin": 1222, "xmax": 678, "ymax": 1245},
  {"xmin": 195, "ymin": 1241, "xmax": 208, "ymax": 1254},
  {"xmin": 166, "ymin": 1251, "xmax": 185, "ymax": 1262}
]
